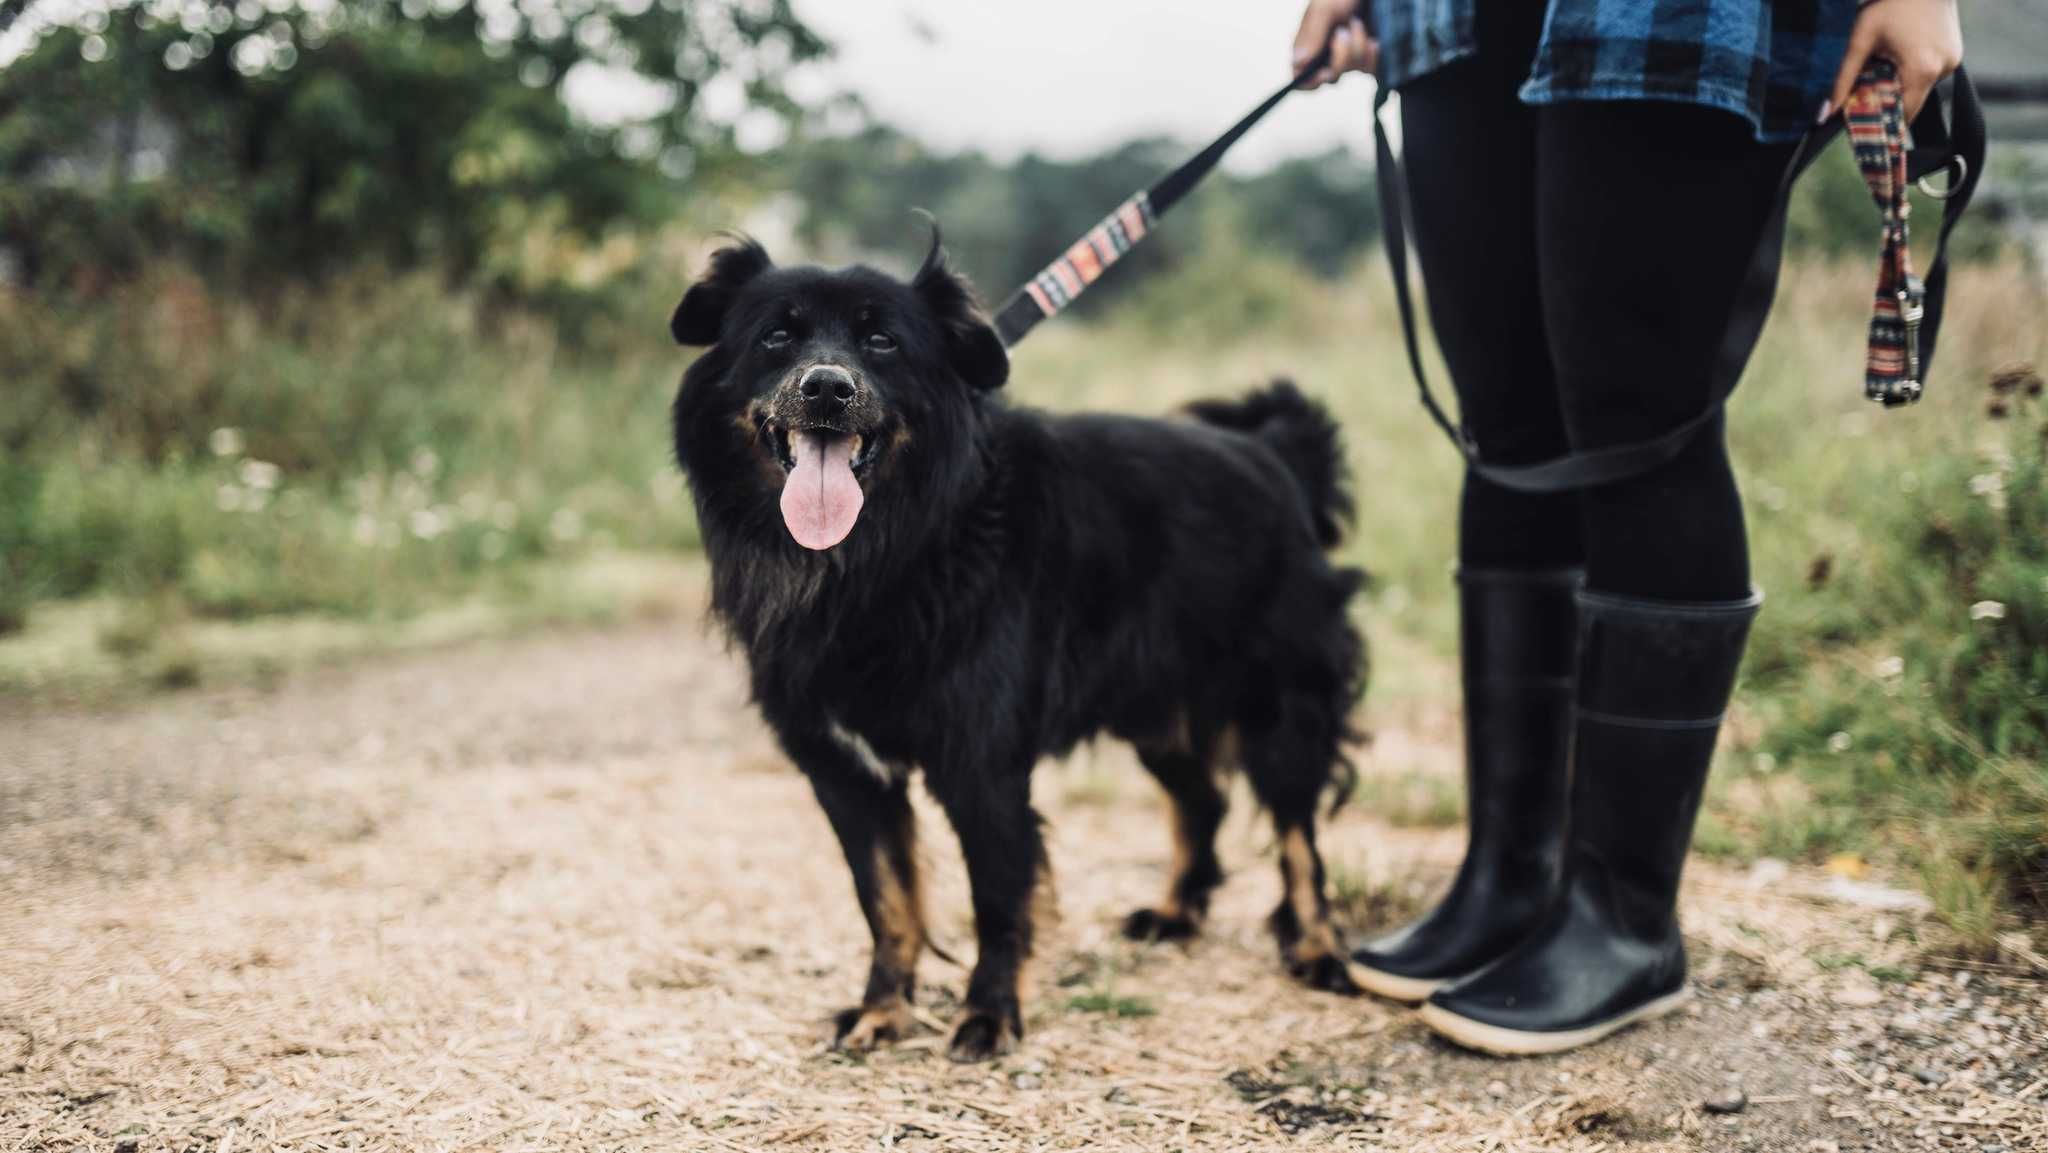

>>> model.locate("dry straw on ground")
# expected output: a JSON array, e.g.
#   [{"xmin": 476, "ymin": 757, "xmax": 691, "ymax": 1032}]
[{"xmin": 2, "ymin": 608, "xmax": 2043, "ymax": 1151}]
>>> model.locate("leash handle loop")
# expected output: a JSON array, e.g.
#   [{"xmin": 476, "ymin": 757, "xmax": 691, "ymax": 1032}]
[{"xmin": 1373, "ymin": 65, "xmax": 1986, "ymax": 494}]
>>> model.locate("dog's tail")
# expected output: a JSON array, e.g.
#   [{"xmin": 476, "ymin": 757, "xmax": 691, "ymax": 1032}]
[{"xmin": 1185, "ymin": 379, "xmax": 1354, "ymax": 549}]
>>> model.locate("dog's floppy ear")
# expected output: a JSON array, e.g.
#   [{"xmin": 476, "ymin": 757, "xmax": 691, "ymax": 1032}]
[
  {"xmin": 671, "ymin": 238, "xmax": 772, "ymax": 346},
  {"xmin": 911, "ymin": 219, "xmax": 1009, "ymax": 392}
]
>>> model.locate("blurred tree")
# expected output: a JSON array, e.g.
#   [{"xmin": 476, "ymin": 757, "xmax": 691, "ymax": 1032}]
[
  {"xmin": 779, "ymin": 126, "xmax": 1381, "ymax": 315},
  {"xmin": 0, "ymin": 0, "xmax": 827, "ymax": 291}
]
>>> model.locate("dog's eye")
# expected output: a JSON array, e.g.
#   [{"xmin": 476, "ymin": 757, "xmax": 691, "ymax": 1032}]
[
  {"xmin": 865, "ymin": 332, "xmax": 898, "ymax": 353},
  {"xmin": 762, "ymin": 329, "xmax": 792, "ymax": 350}
]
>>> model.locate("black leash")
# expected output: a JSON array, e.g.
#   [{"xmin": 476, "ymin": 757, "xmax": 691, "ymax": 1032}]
[
  {"xmin": 1373, "ymin": 68, "xmax": 1987, "ymax": 493},
  {"xmin": 992, "ymin": 48, "xmax": 1332, "ymax": 347},
  {"xmin": 992, "ymin": 40, "xmax": 1987, "ymax": 495}
]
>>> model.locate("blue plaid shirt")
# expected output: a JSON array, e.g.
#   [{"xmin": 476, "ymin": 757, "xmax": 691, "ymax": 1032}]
[{"xmin": 1372, "ymin": 0, "xmax": 1862, "ymax": 142}]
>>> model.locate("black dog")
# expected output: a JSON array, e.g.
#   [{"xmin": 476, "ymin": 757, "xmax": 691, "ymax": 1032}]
[{"xmin": 669, "ymin": 232, "xmax": 1367, "ymax": 1062}]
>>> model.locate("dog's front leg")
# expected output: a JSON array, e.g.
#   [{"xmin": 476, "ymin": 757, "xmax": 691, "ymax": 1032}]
[
  {"xmin": 927, "ymin": 768, "xmax": 1052, "ymax": 1063},
  {"xmin": 795, "ymin": 745, "xmax": 925, "ymax": 1053}
]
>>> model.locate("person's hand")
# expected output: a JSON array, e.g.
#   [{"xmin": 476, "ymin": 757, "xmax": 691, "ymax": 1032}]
[
  {"xmin": 1292, "ymin": 0, "xmax": 1376, "ymax": 89},
  {"xmin": 1823, "ymin": 0, "xmax": 1963, "ymax": 123}
]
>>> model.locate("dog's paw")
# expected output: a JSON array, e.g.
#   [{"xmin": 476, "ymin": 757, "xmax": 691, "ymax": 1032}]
[
  {"xmin": 831, "ymin": 1002, "xmax": 910, "ymax": 1053},
  {"xmin": 946, "ymin": 1009, "xmax": 1020, "ymax": 1063},
  {"xmin": 1287, "ymin": 951, "xmax": 1362, "ymax": 996},
  {"xmin": 1121, "ymin": 907, "xmax": 1201, "ymax": 943}
]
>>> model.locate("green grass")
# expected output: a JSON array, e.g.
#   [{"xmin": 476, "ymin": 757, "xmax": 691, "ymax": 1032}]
[
  {"xmin": 1, "ymin": 268, "xmax": 697, "ymax": 643},
  {"xmin": 1065, "ymin": 990, "xmax": 1158, "ymax": 1019},
  {"xmin": 3, "ymin": 243, "xmax": 2043, "ymax": 945}
]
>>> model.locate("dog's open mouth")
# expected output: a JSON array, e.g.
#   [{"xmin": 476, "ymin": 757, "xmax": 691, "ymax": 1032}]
[
  {"xmin": 767, "ymin": 422, "xmax": 878, "ymax": 551},
  {"xmin": 766, "ymin": 424, "xmax": 878, "ymax": 477}
]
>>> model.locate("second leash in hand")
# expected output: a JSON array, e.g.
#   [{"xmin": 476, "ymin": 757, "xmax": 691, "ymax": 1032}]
[{"xmin": 990, "ymin": 16, "xmax": 1983, "ymax": 494}]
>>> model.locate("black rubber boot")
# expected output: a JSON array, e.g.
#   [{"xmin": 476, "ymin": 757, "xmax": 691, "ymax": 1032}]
[
  {"xmin": 1346, "ymin": 568, "xmax": 1579, "ymax": 1002},
  {"xmin": 1419, "ymin": 587, "xmax": 1762, "ymax": 1055}
]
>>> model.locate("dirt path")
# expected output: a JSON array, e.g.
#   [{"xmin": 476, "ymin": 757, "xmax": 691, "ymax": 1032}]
[{"xmin": 2, "ymin": 600, "xmax": 2043, "ymax": 1152}]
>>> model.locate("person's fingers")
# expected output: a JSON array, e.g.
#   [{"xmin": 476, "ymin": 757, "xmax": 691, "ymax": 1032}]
[
  {"xmin": 1900, "ymin": 69, "xmax": 1936, "ymax": 122},
  {"xmin": 1823, "ymin": 18, "xmax": 1880, "ymax": 122},
  {"xmin": 1330, "ymin": 24, "xmax": 1358, "ymax": 74},
  {"xmin": 1898, "ymin": 47, "xmax": 1956, "ymax": 121},
  {"xmin": 1293, "ymin": 3, "xmax": 1339, "ymax": 71},
  {"xmin": 1347, "ymin": 16, "xmax": 1380, "ymax": 75}
]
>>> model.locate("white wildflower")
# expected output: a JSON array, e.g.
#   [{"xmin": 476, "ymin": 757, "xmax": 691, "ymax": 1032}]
[
  {"xmin": 1827, "ymin": 731, "xmax": 1853, "ymax": 754},
  {"xmin": 459, "ymin": 491, "xmax": 490, "ymax": 520},
  {"xmin": 1874, "ymin": 655, "xmax": 1905, "ymax": 679},
  {"xmin": 549, "ymin": 509, "xmax": 584, "ymax": 543},
  {"xmin": 238, "ymin": 459, "xmax": 281, "ymax": 491},
  {"xmin": 409, "ymin": 508, "xmax": 447, "ymax": 540},
  {"xmin": 1754, "ymin": 752, "xmax": 1778, "ymax": 775},
  {"xmin": 410, "ymin": 447, "xmax": 440, "ymax": 478},
  {"xmin": 209, "ymin": 427, "xmax": 244, "ymax": 457},
  {"xmin": 391, "ymin": 474, "xmax": 425, "ymax": 510},
  {"xmin": 215, "ymin": 484, "xmax": 244, "ymax": 512},
  {"xmin": 1757, "ymin": 482, "xmax": 1788, "ymax": 512},
  {"xmin": 1969, "ymin": 600, "xmax": 2007, "ymax": 622},
  {"xmin": 1969, "ymin": 472, "xmax": 2008, "ymax": 511}
]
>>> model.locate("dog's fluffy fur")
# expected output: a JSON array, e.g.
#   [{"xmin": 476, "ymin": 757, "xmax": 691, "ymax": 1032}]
[{"xmin": 669, "ymin": 232, "xmax": 1367, "ymax": 1062}]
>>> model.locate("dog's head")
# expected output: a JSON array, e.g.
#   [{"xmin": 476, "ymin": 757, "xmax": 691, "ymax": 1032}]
[{"xmin": 670, "ymin": 230, "xmax": 1008, "ymax": 555}]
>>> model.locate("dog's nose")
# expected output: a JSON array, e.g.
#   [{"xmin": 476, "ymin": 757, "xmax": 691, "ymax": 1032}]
[{"xmin": 798, "ymin": 365, "xmax": 859, "ymax": 410}]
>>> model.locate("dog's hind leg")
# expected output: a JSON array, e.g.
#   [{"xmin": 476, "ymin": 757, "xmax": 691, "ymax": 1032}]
[
  {"xmin": 1243, "ymin": 696, "xmax": 1360, "ymax": 995},
  {"xmin": 800, "ymin": 759, "xmax": 926, "ymax": 1053},
  {"xmin": 1122, "ymin": 741, "xmax": 1228, "ymax": 943},
  {"xmin": 927, "ymin": 767, "xmax": 1052, "ymax": 1062}
]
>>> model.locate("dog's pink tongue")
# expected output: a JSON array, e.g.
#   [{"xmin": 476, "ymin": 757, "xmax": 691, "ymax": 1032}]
[{"xmin": 780, "ymin": 432, "xmax": 864, "ymax": 550}]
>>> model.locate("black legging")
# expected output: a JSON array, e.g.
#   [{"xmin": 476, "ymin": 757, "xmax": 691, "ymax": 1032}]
[{"xmin": 1399, "ymin": 0, "xmax": 1800, "ymax": 601}]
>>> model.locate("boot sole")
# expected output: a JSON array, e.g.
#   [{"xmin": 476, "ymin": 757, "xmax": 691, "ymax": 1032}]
[
  {"xmin": 1417, "ymin": 986, "xmax": 1693, "ymax": 1056},
  {"xmin": 1342, "ymin": 960, "xmax": 1445, "ymax": 1004}
]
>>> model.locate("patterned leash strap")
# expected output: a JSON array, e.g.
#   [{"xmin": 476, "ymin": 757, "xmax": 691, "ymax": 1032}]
[
  {"xmin": 1847, "ymin": 59, "xmax": 1925, "ymax": 407},
  {"xmin": 992, "ymin": 49, "xmax": 1333, "ymax": 348},
  {"xmin": 1013, "ymin": 194, "xmax": 1157, "ymax": 326}
]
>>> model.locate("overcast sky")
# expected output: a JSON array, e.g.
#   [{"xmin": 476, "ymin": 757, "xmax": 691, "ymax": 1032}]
[{"xmin": 790, "ymin": 1, "xmax": 1379, "ymax": 172}]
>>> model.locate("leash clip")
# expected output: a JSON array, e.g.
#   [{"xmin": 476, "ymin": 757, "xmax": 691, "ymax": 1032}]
[{"xmin": 1887, "ymin": 276, "xmax": 1926, "ymax": 407}]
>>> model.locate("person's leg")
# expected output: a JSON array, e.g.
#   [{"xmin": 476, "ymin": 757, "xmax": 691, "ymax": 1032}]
[
  {"xmin": 1396, "ymin": 0, "xmax": 1582, "ymax": 573},
  {"xmin": 1347, "ymin": 0, "xmax": 1580, "ymax": 1000},
  {"xmin": 1419, "ymin": 100, "xmax": 1798, "ymax": 1053},
  {"xmin": 1536, "ymin": 101, "xmax": 1799, "ymax": 601}
]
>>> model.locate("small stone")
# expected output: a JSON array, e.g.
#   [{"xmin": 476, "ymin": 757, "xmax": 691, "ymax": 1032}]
[
  {"xmin": 1703, "ymin": 1089, "xmax": 1749, "ymax": 1115},
  {"xmin": 1913, "ymin": 1066, "xmax": 1947, "ymax": 1086},
  {"xmin": 1010, "ymin": 1072, "xmax": 1041, "ymax": 1090},
  {"xmin": 1808, "ymin": 1141, "xmax": 1839, "ymax": 1153},
  {"xmin": 1486, "ymin": 1080, "xmax": 1508, "ymax": 1098}
]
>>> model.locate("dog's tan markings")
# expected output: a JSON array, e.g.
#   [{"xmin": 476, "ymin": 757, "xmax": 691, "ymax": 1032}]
[
  {"xmin": 837, "ymin": 834, "xmax": 926, "ymax": 1053},
  {"xmin": 1280, "ymin": 826, "xmax": 1340, "ymax": 964},
  {"xmin": 872, "ymin": 838, "xmax": 924, "ymax": 977},
  {"xmin": 834, "ymin": 1001, "xmax": 911, "ymax": 1053},
  {"xmin": 1156, "ymin": 816, "xmax": 1198, "ymax": 924},
  {"xmin": 1017, "ymin": 853, "xmax": 1060, "ymax": 1007}
]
